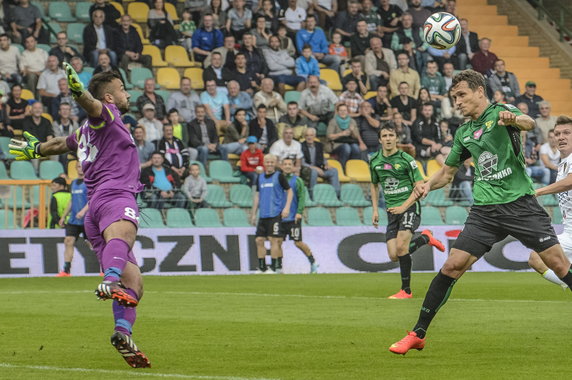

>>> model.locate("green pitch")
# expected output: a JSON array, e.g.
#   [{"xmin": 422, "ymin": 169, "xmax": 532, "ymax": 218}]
[{"xmin": 0, "ymin": 272, "xmax": 570, "ymax": 379}]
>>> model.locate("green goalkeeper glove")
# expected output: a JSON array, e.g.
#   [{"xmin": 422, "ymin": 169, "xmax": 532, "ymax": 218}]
[
  {"xmin": 8, "ymin": 131, "xmax": 42, "ymax": 160},
  {"xmin": 63, "ymin": 62, "xmax": 84, "ymax": 99}
]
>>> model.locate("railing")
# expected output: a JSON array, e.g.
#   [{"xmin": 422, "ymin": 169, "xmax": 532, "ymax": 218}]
[
  {"xmin": 0, "ymin": 180, "xmax": 52, "ymax": 229},
  {"xmin": 528, "ymin": 0, "xmax": 572, "ymax": 42}
]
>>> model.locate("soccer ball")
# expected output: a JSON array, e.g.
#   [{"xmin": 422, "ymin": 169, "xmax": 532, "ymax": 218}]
[{"xmin": 423, "ymin": 12, "xmax": 461, "ymax": 50}]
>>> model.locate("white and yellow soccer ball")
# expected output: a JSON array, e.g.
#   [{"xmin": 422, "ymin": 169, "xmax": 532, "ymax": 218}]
[{"xmin": 423, "ymin": 12, "xmax": 461, "ymax": 50}]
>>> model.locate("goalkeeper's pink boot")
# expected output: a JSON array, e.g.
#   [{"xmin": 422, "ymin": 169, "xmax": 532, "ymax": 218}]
[{"xmin": 389, "ymin": 331, "xmax": 425, "ymax": 355}]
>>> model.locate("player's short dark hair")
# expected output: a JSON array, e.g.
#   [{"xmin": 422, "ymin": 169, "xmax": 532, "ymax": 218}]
[
  {"xmin": 451, "ymin": 69, "xmax": 486, "ymax": 92},
  {"xmin": 555, "ymin": 115, "xmax": 572, "ymax": 127},
  {"xmin": 378, "ymin": 124, "xmax": 396, "ymax": 138},
  {"xmin": 88, "ymin": 71, "xmax": 123, "ymax": 101}
]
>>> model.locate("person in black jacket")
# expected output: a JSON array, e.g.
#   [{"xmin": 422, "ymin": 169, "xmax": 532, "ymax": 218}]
[
  {"xmin": 187, "ymin": 104, "xmax": 227, "ymax": 167},
  {"xmin": 202, "ymin": 51, "xmax": 230, "ymax": 89},
  {"xmin": 140, "ymin": 152, "xmax": 187, "ymax": 209},
  {"xmin": 156, "ymin": 124, "xmax": 190, "ymax": 179},
  {"xmin": 248, "ymin": 104, "xmax": 278, "ymax": 153},
  {"xmin": 301, "ymin": 127, "xmax": 340, "ymax": 197},
  {"xmin": 454, "ymin": 18, "xmax": 479, "ymax": 70},
  {"xmin": 410, "ymin": 103, "xmax": 448, "ymax": 164},
  {"xmin": 239, "ymin": 33, "xmax": 269, "ymax": 84},
  {"xmin": 83, "ymin": 10, "xmax": 118, "ymax": 67},
  {"xmin": 89, "ymin": 0, "xmax": 121, "ymax": 28},
  {"xmin": 116, "ymin": 14, "xmax": 152, "ymax": 73}
]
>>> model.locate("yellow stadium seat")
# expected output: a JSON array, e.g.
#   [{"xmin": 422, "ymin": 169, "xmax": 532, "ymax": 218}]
[
  {"xmin": 364, "ymin": 91, "xmax": 376, "ymax": 100},
  {"xmin": 132, "ymin": 23, "xmax": 149, "ymax": 44},
  {"xmin": 127, "ymin": 2, "xmax": 149, "ymax": 23},
  {"xmin": 20, "ymin": 89, "xmax": 34, "ymax": 100},
  {"xmin": 183, "ymin": 68, "xmax": 204, "ymax": 90},
  {"xmin": 321, "ymin": 69, "xmax": 342, "ymax": 92},
  {"xmin": 327, "ymin": 159, "xmax": 351, "ymax": 183},
  {"xmin": 345, "ymin": 159, "xmax": 370, "ymax": 182},
  {"xmin": 142, "ymin": 44, "xmax": 168, "ymax": 67},
  {"xmin": 110, "ymin": 2, "xmax": 125, "ymax": 16},
  {"xmin": 425, "ymin": 159, "xmax": 442, "ymax": 177},
  {"xmin": 165, "ymin": 2, "xmax": 179, "ymax": 21},
  {"xmin": 157, "ymin": 67, "xmax": 181, "ymax": 90},
  {"xmin": 165, "ymin": 45, "xmax": 193, "ymax": 67},
  {"xmin": 415, "ymin": 160, "xmax": 429, "ymax": 180},
  {"xmin": 67, "ymin": 160, "xmax": 78, "ymax": 181},
  {"xmin": 41, "ymin": 113, "xmax": 53, "ymax": 123}
]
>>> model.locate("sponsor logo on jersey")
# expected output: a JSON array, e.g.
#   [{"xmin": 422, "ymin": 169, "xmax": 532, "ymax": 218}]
[
  {"xmin": 463, "ymin": 136, "xmax": 471, "ymax": 142},
  {"xmin": 261, "ymin": 183, "xmax": 275, "ymax": 188},
  {"xmin": 383, "ymin": 164, "xmax": 393, "ymax": 170},
  {"xmin": 410, "ymin": 161, "xmax": 418, "ymax": 169},
  {"xmin": 474, "ymin": 128, "xmax": 484, "ymax": 140}
]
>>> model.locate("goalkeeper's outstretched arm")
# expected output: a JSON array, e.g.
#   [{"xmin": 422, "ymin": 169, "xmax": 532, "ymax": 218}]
[
  {"xmin": 63, "ymin": 62, "xmax": 102, "ymax": 118},
  {"xmin": 37, "ymin": 137, "xmax": 72, "ymax": 156},
  {"xmin": 9, "ymin": 132, "xmax": 71, "ymax": 160}
]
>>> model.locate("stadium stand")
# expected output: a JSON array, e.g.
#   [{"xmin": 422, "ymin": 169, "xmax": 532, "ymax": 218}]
[
  {"xmin": 140, "ymin": 208, "xmax": 166, "ymax": 228},
  {"xmin": 336, "ymin": 207, "xmax": 364, "ymax": 226},
  {"xmin": 223, "ymin": 208, "xmax": 251, "ymax": 227},
  {"xmin": 39, "ymin": 161, "xmax": 65, "ymax": 180},
  {"xmin": 307, "ymin": 207, "xmax": 335, "ymax": 227},
  {"xmin": 194, "ymin": 208, "xmax": 224, "ymax": 227},
  {"xmin": 166, "ymin": 208, "xmax": 194, "ymax": 228}
]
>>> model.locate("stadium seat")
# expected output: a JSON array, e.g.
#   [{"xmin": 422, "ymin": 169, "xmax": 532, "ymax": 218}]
[
  {"xmin": 425, "ymin": 159, "xmax": 442, "ymax": 177},
  {"xmin": 20, "ymin": 89, "xmax": 35, "ymax": 100},
  {"xmin": 0, "ymin": 137, "xmax": 16, "ymax": 159},
  {"xmin": 223, "ymin": 208, "xmax": 251, "ymax": 227},
  {"xmin": 41, "ymin": 113, "xmax": 53, "ymax": 123},
  {"xmin": 130, "ymin": 67, "xmax": 155, "ymax": 89},
  {"xmin": 190, "ymin": 161, "xmax": 212, "ymax": 182},
  {"xmin": 206, "ymin": 184, "xmax": 233, "ymax": 207},
  {"xmin": 157, "ymin": 68, "xmax": 181, "ymax": 90},
  {"xmin": 37, "ymin": 43, "xmax": 51, "ymax": 53},
  {"xmin": 445, "ymin": 206, "xmax": 468, "ymax": 225},
  {"xmin": 132, "ymin": 23, "xmax": 150, "ymax": 44},
  {"xmin": 304, "ymin": 187, "xmax": 316, "ymax": 207},
  {"xmin": 341, "ymin": 184, "xmax": 370, "ymax": 207},
  {"xmin": 421, "ymin": 188, "xmax": 453, "ymax": 207},
  {"xmin": 364, "ymin": 91, "xmax": 376, "ymax": 100},
  {"xmin": 321, "ymin": 69, "xmax": 342, "ymax": 91},
  {"xmin": 230, "ymin": 184, "xmax": 253, "ymax": 207},
  {"xmin": 75, "ymin": 2, "xmax": 91, "ymax": 22},
  {"xmin": 110, "ymin": 1, "xmax": 125, "ymax": 16},
  {"xmin": 119, "ymin": 68, "xmax": 134, "ymax": 90},
  {"xmin": 0, "ymin": 161, "xmax": 8, "ymax": 179},
  {"xmin": 209, "ymin": 160, "xmax": 241, "ymax": 183},
  {"xmin": 336, "ymin": 207, "xmax": 364, "ymax": 226},
  {"xmin": 166, "ymin": 208, "xmax": 194, "ymax": 228},
  {"xmin": 139, "ymin": 208, "xmax": 165, "ymax": 228},
  {"xmin": 552, "ymin": 207, "xmax": 563, "ymax": 224},
  {"xmin": 31, "ymin": 2, "xmax": 46, "ymax": 19},
  {"xmin": 183, "ymin": 68, "xmax": 205, "ymax": 90},
  {"xmin": 415, "ymin": 160, "xmax": 429, "ymax": 180},
  {"xmin": 421, "ymin": 206, "xmax": 444, "ymax": 225},
  {"xmin": 67, "ymin": 23, "xmax": 85, "ymax": 44},
  {"xmin": 6, "ymin": 186, "xmax": 30, "ymax": 208},
  {"xmin": 127, "ymin": 2, "xmax": 149, "ymax": 23},
  {"xmin": 362, "ymin": 206, "xmax": 388, "ymax": 226},
  {"xmin": 284, "ymin": 91, "xmax": 301, "ymax": 104},
  {"xmin": 142, "ymin": 45, "xmax": 168, "ymax": 67},
  {"xmin": 307, "ymin": 207, "xmax": 335, "ymax": 226},
  {"xmin": 67, "ymin": 160, "xmax": 79, "ymax": 180},
  {"xmin": 166, "ymin": 45, "xmax": 194, "ymax": 67},
  {"xmin": 194, "ymin": 208, "xmax": 223, "ymax": 227},
  {"xmin": 327, "ymin": 159, "xmax": 351, "ymax": 182},
  {"xmin": 539, "ymin": 194, "xmax": 558, "ymax": 207},
  {"xmin": 155, "ymin": 90, "xmax": 171, "ymax": 104},
  {"xmin": 49, "ymin": 2, "xmax": 76, "ymax": 22},
  {"xmin": 39, "ymin": 161, "xmax": 64, "ymax": 180},
  {"xmin": 345, "ymin": 159, "xmax": 371, "ymax": 182},
  {"xmin": 313, "ymin": 184, "xmax": 343, "ymax": 207},
  {"xmin": 10, "ymin": 161, "xmax": 38, "ymax": 180},
  {"xmin": 164, "ymin": 2, "xmax": 179, "ymax": 21},
  {"xmin": 0, "ymin": 210, "xmax": 15, "ymax": 229},
  {"xmin": 128, "ymin": 89, "xmax": 143, "ymax": 112}
]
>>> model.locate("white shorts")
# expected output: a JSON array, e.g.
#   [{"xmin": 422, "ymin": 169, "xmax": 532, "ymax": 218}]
[{"xmin": 557, "ymin": 232, "xmax": 572, "ymax": 261}]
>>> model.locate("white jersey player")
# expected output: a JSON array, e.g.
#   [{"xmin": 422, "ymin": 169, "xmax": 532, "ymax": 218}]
[{"xmin": 529, "ymin": 117, "xmax": 572, "ymax": 289}]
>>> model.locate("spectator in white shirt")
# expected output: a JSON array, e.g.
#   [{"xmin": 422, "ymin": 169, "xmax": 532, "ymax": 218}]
[
  {"xmin": 20, "ymin": 35, "xmax": 47, "ymax": 97},
  {"xmin": 539, "ymin": 129, "xmax": 559, "ymax": 184},
  {"xmin": 37, "ymin": 55, "xmax": 65, "ymax": 110},
  {"xmin": 269, "ymin": 126, "xmax": 303, "ymax": 174},
  {"xmin": 0, "ymin": 33, "xmax": 22, "ymax": 85},
  {"xmin": 138, "ymin": 103, "xmax": 164, "ymax": 143},
  {"xmin": 283, "ymin": 0, "xmax": 307, "ymax": 36},
  {"xmin": 535, "ymin": 101, "xmax": 558, "ymax": 141}
]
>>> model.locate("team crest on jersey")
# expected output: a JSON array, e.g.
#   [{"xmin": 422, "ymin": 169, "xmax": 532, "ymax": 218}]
[
  {"xmin": 477, "ymin": 151, "xmax": 498, "ymax": 176},
  {"xmin": 474, "ymin": 128, "xmax": 484, "ymax": 140},
  {"xmin": 384, "ymin": 177, "xmax": 399, "ymax": 190},
  {"xmin": 485, "ymin": 121, "xmax": 494, "ymax": 129},
  {"xmin": 395, "ymin": 164, "xmax": 401, "ymax": 169}
]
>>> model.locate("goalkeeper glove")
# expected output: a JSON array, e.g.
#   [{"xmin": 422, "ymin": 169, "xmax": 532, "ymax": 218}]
[
  {"xmin": 8, "ymin": 131, "xmax": 42, "ymax": 160},
  {"xmin": 63, "ymin": 62, "xmax": 85, "ymax": 99}
]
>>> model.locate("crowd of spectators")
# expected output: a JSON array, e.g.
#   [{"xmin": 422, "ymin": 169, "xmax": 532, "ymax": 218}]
[{"xmin": 0, "ymin": 0, "xmax": 559, "ymax": 210}]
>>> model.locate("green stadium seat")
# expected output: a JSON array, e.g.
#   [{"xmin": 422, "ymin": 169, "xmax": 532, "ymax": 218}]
[
  {"xmin": 362, "ymin": 206, "xmax": 388, "ymax": 226},
  {"xmin": 209, "ymin": 160, "xmax": 241, "ymax": 183},
  {"xmin": 307, "ymin": 207, "xmax": 335, "ymax": 226},
  {"xmin": 313, "ymin": 184, "xmax": 343, "ymax": 207},
  {"xmin": 0, "ymin": 137, "xmax": 15, "ymax": 160},
  {"xmin": 205, "ymin": 184, "xmax": 233, "ymax": 207},
  {"xmin": 31, "ymin": 2, "xmax": 46, "ymax": 19},
  {"xmin": 421, "ymin": 206, "xmax": 445, "ymax": 225},
  {"xmin": 6, "ymin": 186, "xmax": 31, "ymax": 208},
  {"xmin": 75, "ymin": 2, "xmax": 91, "ymax": 22},
  {"xmin": 139, "ymin": 208, "xmax": 165, "ymax": 228},
  {"xmin": 230, "ymin": 184, "xmax": 253, "ymax": 207},
  {"xmin": 0, "ymin": 161, "xmax": 8, "ymax": 179},
  {"xmin": 0, "ymin": 210, "xmax": 15, "ymax": 229},
  {"xmin": 37, "ymin": 44, "xmax": 51, "ymax": 53},
  {"xmin": 223, "ymin": 208, "xmax": 251, "ymax": 227},
  {"xmin": 39, "ymin": 161, "xmax": 64, "ymax": 180},
  {"xmin": 166, "ymin": 208, "xmax": 194, "ymax": 228},
  {"xmin": 421, "ymin": 188, "xmax": 453, "ymax": 207},
  {"xmin": 336, "ymin": 207, "xmax": 364, "ymax": 226},
  {"xmin": 49, "ymin": 2, "xmax": 76, "ymax": 22},
  {"xmin": 155, "ymin": 90, "xmax": 171, "ymax": 104},
  {"xmin": 119, "ymin": 68, "xmax": 134, "ymax": 90},
  {"xmin": 304, "ymin": 187, "xmax": 316, "ymax": 207},
  {"xmin": 539, "ymin": 194, "xmax": 558, "ymax": 207},
  {"xmin": 190, "ymin": 161, "xmax": 212, "ymax": 182},
  {"xmin": 128, "ymin": 90, "xmax": 143, "ymax": 112},
  {"xmin": 10, "ymin": 161, "xmax": 38, "ymax": 180},
  {"xmin": 130, "ymin": 67, "xmax": 154, "ymax": 89},
  {"xmin": 552, "ymin": 207, "xmax": 563, "ymax": 224},
  {"xmin": 445, "ymin": 206, "xmax": 468, "ymax": 225},
  {"xmin": 341, "ymin": 184, "xmax": 370, "ymax": 207},
  {"xmin": 284, "ymin": 91, "xmax": 301, "ymax": 104},
  {"xmin": 194, "ymin": 208, "xmax": 223, "ymax": 227},
  {"xmin": 67, "ymin": 23, "xmax": 85, "ymax": 44}
]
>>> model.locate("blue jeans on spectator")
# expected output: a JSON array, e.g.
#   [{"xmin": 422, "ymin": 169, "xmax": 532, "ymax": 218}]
[
  {"xmin": 332, "ymin": 143, "xmax": 361, "ymax": 167},
  {"xmin": 148, "ymin": 191, "xmax": 187, "ymax": 209},
  {"xmin": 526, "ymin": 166, "xmax": 550, "ymax": 185},
  {"xmin": 458, "ymin": 181, "xmax": 474, "ymax": 204},
  {"xmin": 270, "ymin": 75, "xmax": 306, "ymax": 87},
  {"xmin": 319, "ymin": 54, "xmax": 341, "ymax": 73},
  {"xmin": 242, "ymin": 171, "xmax": 259, "ymax": 187},
  {"xmin": 221, "ymin": 142, "xmax": 246, "ymax": 156},
  {"xmin": 309, "ymin": 166, "xmax": 341, "ymax": 198},
  {"xmin": 90, "ymin": 49, "xmax": 118, "ymax": 68},
  {"xmin": 197, "ymin": 145, "xmax": 228, "ymax": 167}
]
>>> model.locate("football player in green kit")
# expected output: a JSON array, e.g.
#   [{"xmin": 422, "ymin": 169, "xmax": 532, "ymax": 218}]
[
  {"xmin": 370, "ymin": 126, "xmax": 445, "ymax": 299},
  {"xmin": 389, "ymin": 70, "xmax": 572, "ymax": 355}
]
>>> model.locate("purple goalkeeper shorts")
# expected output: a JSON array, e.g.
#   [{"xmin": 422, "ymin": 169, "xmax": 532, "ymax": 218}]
[{"xmin": 84, "ymin": 191, "xmax": 140, "ymax": 266}]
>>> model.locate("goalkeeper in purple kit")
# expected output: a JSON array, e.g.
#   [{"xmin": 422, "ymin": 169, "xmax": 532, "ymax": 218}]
[{"xmin": 9, "ymin": 64, "xmax": 150, "ymax": 368}]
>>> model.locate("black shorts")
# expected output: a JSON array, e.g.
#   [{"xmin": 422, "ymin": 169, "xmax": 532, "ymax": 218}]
[
  {"xmin": 454, "ymin": 195, "xmax": 559, "ymax": 257},
  {"xmin": 256, "ymin": 216, "xmax": 283, "ymax": 238},
  {"xmin": 282, "ymin": 220, "xmax": 302, "ymax": 241},
  {"xmin": 65, "ymin": 223, "xmax": 85, "ymax": 239},
  {"xmin": 386, "ymin": 203, "xmax": 421, "ymax": 241}
]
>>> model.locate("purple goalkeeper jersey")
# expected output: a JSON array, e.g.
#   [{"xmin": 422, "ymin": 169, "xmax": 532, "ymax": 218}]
[{"xmin": 66, "ymin": 103, "xmax": 143, "ymax": 199}]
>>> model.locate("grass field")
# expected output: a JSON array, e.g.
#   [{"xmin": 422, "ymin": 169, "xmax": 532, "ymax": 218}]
[{"xmin": 0, "ymin": 272, "xmax": 571, "ymax": 380}]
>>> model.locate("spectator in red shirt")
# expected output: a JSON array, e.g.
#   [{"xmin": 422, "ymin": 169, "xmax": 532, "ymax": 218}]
[
  {"xmin": 240, "ymin": 136, "xmax": 264, "ymax": 187},
  {"xmin": 470, "ymin": 38, "xmax": 498, "ymax": 76}
]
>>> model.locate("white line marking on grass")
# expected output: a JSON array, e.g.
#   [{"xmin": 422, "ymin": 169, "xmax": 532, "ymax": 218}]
[
  {"xmin": 0, "ymin": 290, "xmax": 569, "ymax": 304},
  {"xmin": 0, "ymin": 363, "xmax": 280, "ymax": 380}
]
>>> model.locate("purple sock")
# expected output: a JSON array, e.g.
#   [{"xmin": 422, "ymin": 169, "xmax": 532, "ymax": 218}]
[
  {"xmin": 113, "ymin": 288, "xmax": 139, "ymax": 335},
  {"xmin": 101, "ymin": 239, "xmax": 131, "ymax": 282}
]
